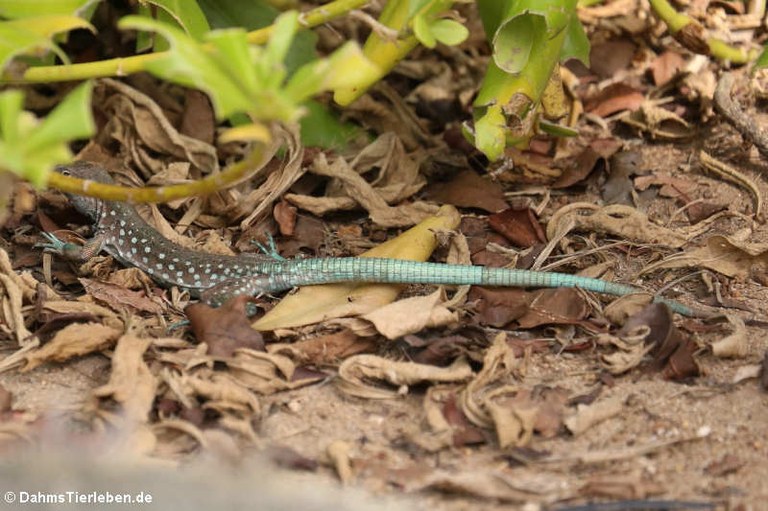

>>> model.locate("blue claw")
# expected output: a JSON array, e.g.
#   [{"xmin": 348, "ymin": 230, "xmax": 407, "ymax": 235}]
[{"xmin": 251, "ymin": 233, "xmax": 285, "ymax": 261}]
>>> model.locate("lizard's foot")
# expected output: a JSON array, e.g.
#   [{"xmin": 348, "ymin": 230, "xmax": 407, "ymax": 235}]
[
  {"xmin": 35, "ymin": 232, "xmax": 84, "ymax": 260},
  {"xmin": 251, "ymin": 233, "xmax": 285, "ymax": 262}
]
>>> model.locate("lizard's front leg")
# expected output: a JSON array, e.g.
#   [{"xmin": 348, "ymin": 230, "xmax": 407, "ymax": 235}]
[{"xmin": 36, "ymin": 232, "xmax": 106, "ymax": 262}]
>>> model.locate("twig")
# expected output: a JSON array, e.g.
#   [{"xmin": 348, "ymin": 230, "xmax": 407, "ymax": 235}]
[
  {"xmin": 714, "ymin": 72, "xmax": 768, "ymax": 160},
  {"xmin": 699, "ymin": 149, "xmax": 763, "ymax": 218}
]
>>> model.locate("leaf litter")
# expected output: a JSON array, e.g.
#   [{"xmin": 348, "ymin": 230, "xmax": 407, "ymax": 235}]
[{"xmin": 2, "ymin": 3, "xmax": 768, "ymax": 510}]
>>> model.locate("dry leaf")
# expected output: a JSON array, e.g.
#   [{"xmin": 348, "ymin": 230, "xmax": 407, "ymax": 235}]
[
  {"xmin": 711, "ymin": 314, "xmax": 748, "ymax": 358},
  {"xmin": 564, "ymin": 395, "xmax": 624, "ymax": 436},
  {"xmin": 361, "ymin": 289, "xmax": 458, "ymax": 340},
  {"xmin": 285, "ymin": 134, "xmax": 437, "ymax": 227},
  {"xmin": 337, "ymin": 355, "xmax": 473, "ymax": 399},
  {"xmin": 426, "ymin": 170, "xmax": 508, "ymax": 212},
  {"xmin": 651, "ymin": 234, "xmax": 768, "ymax": 279},
  {"xmin": 186, "ymin": 296, "xmax": 265, "ymax": 355},
  {"xmin": 92, "ymin": 335, "xmax": 156, "ymax": 423},
  {"xmin": 23, "ymin": 323, "xmax": 121, "ymax": 371}
]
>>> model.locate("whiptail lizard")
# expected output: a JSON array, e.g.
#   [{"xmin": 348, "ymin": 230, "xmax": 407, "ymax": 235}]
[{"xmin": 39, "ymin": 161, "xmax": 702, "ymax": 317}]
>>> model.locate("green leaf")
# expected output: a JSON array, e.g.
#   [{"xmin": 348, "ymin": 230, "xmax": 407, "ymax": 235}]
[
  {"xmin": 413, "ymin": 15, "xmax": 436, "ymax": 48},
  {"xmin": 560, "ymin": 13, "xmax": 590, "ymax": 66},
  {"xmin": 119, "ymin": 16, "xmax": 259, "ymax": 120},
  {"xmin": 474, "ymin": 105, "xmax": 506, "ymax": 161},
  {"xmin": 144, "ymin": 0, "xmax": 210, "ymax": 40},
  {"xmin": 299, "ymin": 100, "xmax": 363, "ymax": 149},
  {"xmin": 493, "ymin": 13, "xmax": 545, "ymax": 74},
  {"xmin": 0, "ymin": 0, "xmax": 93, "ymax": 19},
  {"xmin": 198, "ymin": 0, "xmax": 317, "ymax": 74},
  {"xmin": 430, "ymin": 19, "xmax": 468, "ymax": 46},
  {"xmin": 26, "ymin": 80, "xmax": 94, "ymax": 152},
  {"xmin": 0, "ymin": 82, "xmax": 94, "ymax": 187},
  {"xmin": 755, "ymin": 45, "xmax": 768, "ymax": 70},
  {"xmin": 0, "ymin": 15, "xmax": 93, "ymax": 71},
  {"xmin": 284, "ymin": 42, "xmax": 380, "ymax": 102}
]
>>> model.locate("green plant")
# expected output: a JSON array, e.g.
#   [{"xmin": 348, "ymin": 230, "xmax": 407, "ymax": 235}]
[{"xmin": 0, "ymin": 0, "xmax": 762, "ymax": 201}]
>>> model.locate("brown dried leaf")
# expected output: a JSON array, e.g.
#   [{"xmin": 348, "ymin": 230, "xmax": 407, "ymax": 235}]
[
  {"xmin": 469, "ymin": 287, "xmax": 531, "ymax": 327},
  {"xmin": 273, "ymin": 200, "xmax": 297, "ymax": 237},
  {"xmin": 603, "ymin": 151, "xmax": 642, "ymax": 206},
  {"xmin": 92, "ymin": 335, "xmax": 156, "ymax": 423},
  {"xmin": 586, "ymin": 83, "xmax": 644, "ymax": 117},
  {"xmin": 98, "ymin": 79, "xmax": 217, "ymax": 173},
  {"xmin": 487, "ymin": 207, "xmax": 546, "ymax": 248},
  {"xmin": 79, "ymin": 278, "xmax": 164, "ymax": 314},
  {"xmin": 23, "ymin": 323, "xmax": 121, "ymax": 371},
  {"xmin": 590, "ymin": 40, "xmax": 636, "ymax": 78},
  {"xmin": 186, "ymin": 296, "xmax": 265, "ymax": 355},
  {"xmin": 179, "ymin": 89, "xmax": 214, "ymax": 145},
  {"xmin": 551, "ymin": 146, "xmax": 605, "ymax": 189},
  {"xmin": 516, "ymin": 288, "xmax": 591, "ymax": 328},
  {"xmin": 441, "ymin": 393, "xmax": 488, "ymax": 447},
  {"xmin": 650, "ymin": 51, "xmax": 686, "ymax": 86},
  {"xmin": 711, "ymin": 314, "xmax": 748, "ymax": 358},
  {"xmin": 285, "ymin": 134, "xmax": 437, "ymax": 227},
  {"xmin": 268, "ymin": 329, "xmax": 374, "ymax": 365},
  {"xmin": 425, "ymin": 170, "xmax": 508, "ymax": 213},
  {"xmin": 361, "ymin": 289, "xmax": 459, "ymax": 340},
  {"xmin": 564, "ymin": 395, "xmax": 624, "ymax": 436},
  {"xmin": 337, "ymin": 355, "xmax": 473, "ymax": 399},
  {"xmin": 547, "ymin": 203, "xmax": 694, "ymax": 248},
  {"xmin": 652, "ymin": 234, "xmax": 768, "ymax": 279}
]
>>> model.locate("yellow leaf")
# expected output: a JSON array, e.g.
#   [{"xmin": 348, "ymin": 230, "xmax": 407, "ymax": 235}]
[
  {"xmin": 252, "ymin": 205, "xmax": 461, "ymax": 330},
  {"xmin": 219, "ymin": 123, "xmax": 271, "ymax": 144}
]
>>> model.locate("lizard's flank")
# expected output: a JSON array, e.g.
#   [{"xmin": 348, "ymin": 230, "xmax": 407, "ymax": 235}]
[{"xmin": 40, "ymin": 161, "xmax": 702, "ymax": 316}]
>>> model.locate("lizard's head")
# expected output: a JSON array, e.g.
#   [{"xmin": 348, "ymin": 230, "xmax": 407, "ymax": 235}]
[{"xmin": 55, "ymin": 161, "xmax": 115, "ymax": 222}]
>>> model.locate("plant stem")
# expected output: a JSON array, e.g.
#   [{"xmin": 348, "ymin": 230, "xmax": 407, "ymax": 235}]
[
  {"xmin": 649, "ymin": 0, "xmax": 756, "ymax": 64},
  {"xmin": 3, "ymin": 0, "xmax": 370, "ymax": 84},
  {"xmin": 46, "ymin": 143, "xmax": 267, "ymax": 202}
]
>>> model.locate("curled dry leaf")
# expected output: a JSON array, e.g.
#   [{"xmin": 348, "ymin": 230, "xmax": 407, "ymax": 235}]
[
  {"xmin": 621, "ymin": 100, "xmax": 695, "ymax": 139},
  {"xmin": 186, "ymin": 297, "xmax": 265, "ymax": 356},
  {"xmin": 600, "ymin": 303, "xmax": 699, "ymax": 379},
  {"xmin": 547, "ymin": 203, "xmax": 693, "ymax": 247},
  {"xmin": 237, "ymin": 125, "xmax": 306, "ymax": 227},
  {"xmin": 711, "ymin": 313, "xmax": 748, "ymax": 358},
  {"xmin": 98, "ymin": 79, "xmax": 218, "ymax": 174},
  {"xmin": 285, "ymin": 134, "xmax": 437, "ymax": 227},
  {"xmin": 650, "ymin": 234, "xmax": 768, "ymax": 279},
  {"xmin": 252, "ymin": 206, "xmax": 461, "ymax": 331},
  {"xmin": 268, "ymin": 329, "xmax": 375, "ymax": 365},
  {"xmin": 361, "ymin": 289, "xmax": 458, "ymax": 340},
  {"xmin": 185, "ymin": 374, "xmax": 261, "ymax": 418},
  {"xmin": 337, "ymin": 355, "xmax": 473, "ymax": 399},
  {"xmin": 585, "ymin": 83, "xmax": 644, "ymax": 118},
  {"xmin": 222, "ymin": 349, "xmax": 320, "ymax": 396},
  {"xmin": 414, "ymin": 470, "xmax": 541, "ymax": 503},
  {"xmin": 91, "ymin": 335, "xmax": 156, "ymax": 424},
  {"xmin": 0, "ymin": 248, "xmax": 36, "ymax": 344},
  {"xmin": 551, "ymin": 146, "xmax": 605, "ymax": 189},
  {"xmin": 459, "ymin": 334, "xmax": 519, "ymax": 429},
  {"xmin": 564, "ymin": 395, "xmax": 624, "ymax": 436},
  {"xmin": 327, "ymin": 440, "xmax": 354, "ymax": 484},
  {"xmin": 23, "ymin": 323, "xmax": 121, "ymax": 372},
  {"xmin": 79, "ymin": 278, "xmax": 164, "ymax": 314}
]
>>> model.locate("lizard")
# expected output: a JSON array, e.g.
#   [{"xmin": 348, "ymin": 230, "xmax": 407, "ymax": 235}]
[{"xmin": 38, "ymin": 161, "xmax": 704, "ymax": 317}]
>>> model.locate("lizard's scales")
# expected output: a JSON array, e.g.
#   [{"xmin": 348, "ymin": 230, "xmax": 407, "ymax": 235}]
[{"xmin": 44, "ymin": 161, "xmax": 696, "ymax": 317}]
